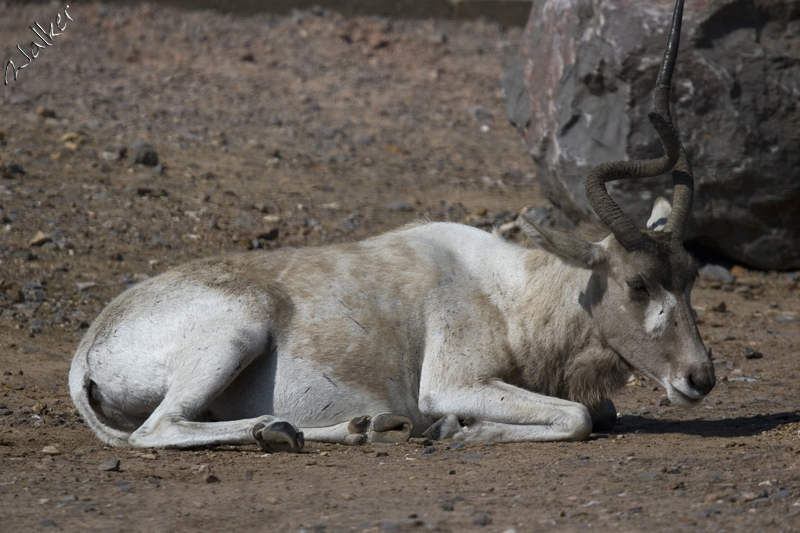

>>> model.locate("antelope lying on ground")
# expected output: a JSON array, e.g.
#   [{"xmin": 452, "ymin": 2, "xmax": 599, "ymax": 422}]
[{"xmin": 70, "ymin": 0, "xmax": 713, "ymax": 452}]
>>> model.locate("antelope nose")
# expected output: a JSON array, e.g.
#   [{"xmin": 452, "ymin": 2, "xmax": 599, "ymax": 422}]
[{"xmin": 687, "ymin": 362, "xmax": 716, "ymax": 396}]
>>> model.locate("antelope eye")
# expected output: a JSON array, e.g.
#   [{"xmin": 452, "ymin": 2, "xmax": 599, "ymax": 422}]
[{"xmin": 627, "ymin": 279, "xmax": 649, "ymax": 295}]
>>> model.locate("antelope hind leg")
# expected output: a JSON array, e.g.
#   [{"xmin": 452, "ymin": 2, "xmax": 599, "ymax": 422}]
[{"xmin": 298, "ymin": 413, "xmax": 413, "ymax": 445}]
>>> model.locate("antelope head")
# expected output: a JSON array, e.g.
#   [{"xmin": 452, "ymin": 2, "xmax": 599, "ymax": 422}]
[{"xmin": 521, "ymin": 0, "xmax": 715, "ymax": 405}]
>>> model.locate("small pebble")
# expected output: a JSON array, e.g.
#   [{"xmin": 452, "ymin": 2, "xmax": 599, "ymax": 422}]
[
  {"xmin": 738, "ymin": 491, "xmax": 759, "ymax": 503},
  {"xmin": 386, "ymin": 201, "xmax": 415, "ymax": 212},
  {"xmin": 744, "ymin": 347, "xmax": 763, "ymax": 360},
  {"xmin": 37, "ymin": 106, "xmax": 56, "ymax": 118},
  {"xmin": 41, "ymin": 445, "xmax": 60, "ymax": 456},
  {"xmin": 28, "ymin": 231, "xmax": 51, "ymax": 247},
  {"xmin": 1, "ymin": 162, "xmax": 25, "ymax": 178},
  {"xmin": 700, "ymin": 265, "xmax": 735, "ymax": 285},
  {"xmin": 473, "ymin": 513, "xmax": 492, "ymax": 526},
  {"xmin": 98, "ymin": 459, "xmax": 121, "ymax": 472},
  {"xmin": 133, "ymin": 140, "xmax": 159, "ymax": 166},
  {"xmin": 204, "ymin": 474, "xmax": 221, "ymax": 484}
]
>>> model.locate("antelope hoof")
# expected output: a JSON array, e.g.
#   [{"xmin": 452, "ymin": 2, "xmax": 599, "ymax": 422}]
[
  {"xmin": 590, "ymin": 398, "xmax": 617, "ymax": 433},
  {"xmin": 422, "ymin": 414, "xmax": 461, "ymax": 441},
  {"xmin": 254, "ymin": 419, "xmax": 305, "ymax": 453},
  {"xmin": 368, "ymin": 413, "xmax": 412, "ymax": 444},
  {"xmin": 343, "ymin": 415, "xmax": 371, "ymax": 446}
]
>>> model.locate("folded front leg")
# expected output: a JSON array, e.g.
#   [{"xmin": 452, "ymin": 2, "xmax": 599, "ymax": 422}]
[{"xmin": 419, "ymin": 379, "xmax": 593, "ymax": 442}]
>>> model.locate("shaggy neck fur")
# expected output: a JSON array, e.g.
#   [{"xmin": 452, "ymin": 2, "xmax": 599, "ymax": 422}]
[{"xmin": 506, "ymin": 248, "xmax": 631, "ymax": 414}]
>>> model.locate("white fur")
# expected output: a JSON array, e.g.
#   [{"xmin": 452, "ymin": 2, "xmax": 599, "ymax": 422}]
[{"xmin": 644, "ymin": 291, "xmax": 676, "ymax": 338}]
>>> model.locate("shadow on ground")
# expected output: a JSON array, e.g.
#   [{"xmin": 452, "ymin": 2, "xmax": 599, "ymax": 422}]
[{"xmin": 615, "ymin": 411, "xmax": 800, "ymax": 438}]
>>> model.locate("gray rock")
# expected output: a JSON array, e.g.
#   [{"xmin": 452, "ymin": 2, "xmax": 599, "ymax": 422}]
[
  {"xmin": 743, "ymin": 347, "xmax": 763, "ymax": 360},
  {"xmin": 132, "ymin": 140, "xmax": 159, "ymax": 166},
  {"xmin": 637, "ymin": 472, "xmax": 663, "ymax": 481},
  {"xmin": 386, "ymin": 201, "xmax": 415, "ymax": 213},
  {"xmin": 472, "ymin": 513, "xmax": 492, "ymax": 526},
  {"xmin": 506, "ymin": 0, "xmax": 800, "ymax": 269},
  {"xmin": 101, "ymin": 145, "xmax": 127, "ymax": 161},
  {"xmin": 1, "ymin": 162, "xmax": 25, "ymax": 179},
  {"xmin": 98, "ymin": 459, "xmax": 121, "ymax": 471},
  {"xmin": 699, "ymin": 265, "xmax": 735, "ymax": 285}
]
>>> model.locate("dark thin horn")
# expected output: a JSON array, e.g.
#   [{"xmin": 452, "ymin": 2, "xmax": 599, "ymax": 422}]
[
  {"xmin": 584, "ymin": 0, "xmax": 688, "ymax": 251},
  {"xmin": 655, "ymin": 0, "xmax": 683, "ymax": 108},
  {"xmin": 656, "ymin": 0, "xmax": 693, "ymax": 241}
]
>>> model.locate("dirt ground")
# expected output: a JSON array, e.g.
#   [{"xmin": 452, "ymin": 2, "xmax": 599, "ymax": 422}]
[{"xmin": 0, "ymin": 3, "xmax": 798, "ymax": 532}]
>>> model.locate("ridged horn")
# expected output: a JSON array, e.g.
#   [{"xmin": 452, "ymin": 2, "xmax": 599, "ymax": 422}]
[{"xmin": 585, "ymin": 0, "xmax": 688, "ymax": 251}]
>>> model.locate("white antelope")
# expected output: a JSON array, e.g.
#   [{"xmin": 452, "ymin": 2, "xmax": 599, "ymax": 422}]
[{"xmin": 69, "ymin": 0, "xmax": 713, "ymax": 452}]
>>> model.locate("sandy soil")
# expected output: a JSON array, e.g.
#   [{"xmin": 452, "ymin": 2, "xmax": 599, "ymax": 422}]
[{"xmin": 0, "ymin": 3, "xmax": 799, "ymax": 532}]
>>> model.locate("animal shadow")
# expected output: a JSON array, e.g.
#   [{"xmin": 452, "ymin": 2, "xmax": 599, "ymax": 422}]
[{"xmin": 614, "ymin": 411, "xmax": 800, "ymax": 438}]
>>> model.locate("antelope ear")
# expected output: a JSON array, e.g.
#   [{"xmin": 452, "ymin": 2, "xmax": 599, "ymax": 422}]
[
  {"xmin": 647, "ymin": 197, "xmax": 672, "ymax": 231},
  {"xmin": 519, "ymin": 215, "xmax": 605, "ymax": 269}
]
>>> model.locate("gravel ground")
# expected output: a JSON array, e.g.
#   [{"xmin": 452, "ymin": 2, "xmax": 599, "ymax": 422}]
[{"xmin": 0, "ymin": 3, "xmax": 799, "ymax": 532}]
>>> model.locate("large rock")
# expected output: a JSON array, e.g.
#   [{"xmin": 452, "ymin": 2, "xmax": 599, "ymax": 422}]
[{"xmin": 503, "ymin": 0, "xmax": 800, "ymax": 270}]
